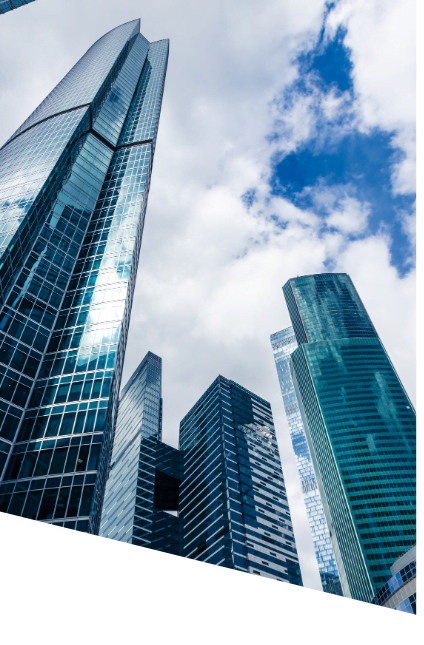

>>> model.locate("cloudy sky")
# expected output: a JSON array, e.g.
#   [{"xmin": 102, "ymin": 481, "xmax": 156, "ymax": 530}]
[{"xmin": 0, "ymin": 0, "xmax": 415, "ymax": 591}]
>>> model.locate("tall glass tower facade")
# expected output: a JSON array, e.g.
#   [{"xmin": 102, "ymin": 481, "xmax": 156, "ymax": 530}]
[
  {"xmin": 100, "ymin": 352, "xmax": 181, "ymax": 555},
  {"xmin": 179, "ymin": 376, "xmax": 303, "ymax": 585},
  {"xmin": 0, "ymin": 21, "xmax": 169, "ymax": 536},
  {"xmin": 283, "ymin": 273, "xmax": 416, "ymax": 603},
  {"xmin": 270, "ymin": 326, "xmax": 342, "ymax": 596},
  {"xmin": 0, "ymin": 0, "xmax": 35, "ymax": 15}
]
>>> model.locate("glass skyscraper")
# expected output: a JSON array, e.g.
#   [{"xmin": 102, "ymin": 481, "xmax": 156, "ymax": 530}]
[
  {"xmin": 0, "ymin": 21, "xmax": 169, "ymax": 536},
  {"xmin": 100, "ymin": 352, "xmax": 181, "ymax": 556},
  {"xmin": 0, "ymin": 0, "xmax": 35, "ymax": 15},
  {"xmin": 270, "ymin": 327, "xmax": 342, "ymax": 596},
  {"xmin": 179, "ymin": 375, "xmax": 303, "ymax": 585},
  {"xmin": 283, "ymin": 273, "xmax": 416, "ymax": 603},
  {"xmin": 101, "ymin": 356, "xmax": 302, "ymax": 585}
]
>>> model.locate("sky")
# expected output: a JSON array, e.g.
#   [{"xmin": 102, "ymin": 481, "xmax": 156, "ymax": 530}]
[{"xmin": 0, "ymin": 0, "xmax": 416, "ymax": 592}]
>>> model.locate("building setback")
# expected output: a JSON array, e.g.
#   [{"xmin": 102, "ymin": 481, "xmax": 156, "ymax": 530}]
[
  {"xmin": 100, "ymin": 352, "xmax": 181, "ymax": 555},
  {"xmin": 271, "ymin": 327, "xmax": 342, "ymax": 596},
  {"xmin": 0, "ymin": 21, "xmax": 169, "ymax": 535},
  {"xmin": 283, "ymin": 273, "xmax": 416, "ymax": 603}
]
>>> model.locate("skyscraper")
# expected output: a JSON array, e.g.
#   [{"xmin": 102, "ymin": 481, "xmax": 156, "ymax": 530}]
[
  {"xmin": 100, "ymin": 352, "xmax": 181, "ymax": 555},
  {"xmin": 270, "ymin": 326, "xmax": 342, "ymax": 596},
  {"xmin": 0, "ymin": 21, "xmax": 169, "ymax": 536},
  {"xmin": 101, "ymin": 356, "xmax": 302, "ymax": 585},
  {"xmin": 179, "ymin": 376, "xmax": 303, "ymax": 584},
  {"xmin": 283, "ymin": 273, "xmax": 416, "ymax": 603},
  {"xmin": 0, "ymin": 0, "xmax": 35, "ymax": 15}
]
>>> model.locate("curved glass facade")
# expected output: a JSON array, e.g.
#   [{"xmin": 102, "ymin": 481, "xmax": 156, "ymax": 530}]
[
  {"xmin": 283, "ymin": 273, "xmax": 377, "ymax": 345},
  {"xmin": 270, "ymin": 327, "xmax": 342, "ymax": 596},
  {"xmin": 284, "ymin": 273, "xmax": 416, "ymax": 603},
  {"xmin": 372, "ymin": 546, "xmax": 416, "ymax": 614},
  {"xmin": 0, "ymin": 21, "xmax": 169, "ymax": 535}
]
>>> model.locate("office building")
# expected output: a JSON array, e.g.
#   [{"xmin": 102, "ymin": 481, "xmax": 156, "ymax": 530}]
[
  {"xmin": 0, "ymin": 0, "xmax": 35, "ymax": 15},
  {"xmin": 283, "ymin": 273, "xmax": 416, "ymax": 603},
  {"xmin": 270, "ymin": 326, "xmax": 342, "ymax": 596},
  {"xmin": 100, "ymin": 352, "xmax": 181, "ymax": 555},
  {"xmin": 101, "ymin": 358, "xmax": 302, "ymax": 585},
  {"xmin": 0, "ymin": 21, "xmax": 169, "ymax": 535},
  {"xmin": 179, "ymin": 375, "xmax": 303, "ymax": 584},
  {"xmin": 372, "ymin": 546, "xmax": 416, "ymax": 614}
]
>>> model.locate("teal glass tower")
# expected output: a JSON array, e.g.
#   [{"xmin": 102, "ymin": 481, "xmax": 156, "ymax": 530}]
[
  {"xmin": 0, "ymin": 0, "xmax": 35, "ymax": 15},
  {"xmin": 0, "ymin": 21, "xmax": 169, "ymax": 535},
  {"xmin": 283, "ymin": 273, "xmax": 416, "ymax": 603}
]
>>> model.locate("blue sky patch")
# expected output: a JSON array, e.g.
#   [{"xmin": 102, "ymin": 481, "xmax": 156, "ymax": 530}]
[{"xmin": 266, "ymin": 5, "xmax": 415, "ymax": 276}]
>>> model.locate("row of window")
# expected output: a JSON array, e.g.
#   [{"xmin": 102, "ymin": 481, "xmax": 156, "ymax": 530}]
[
  {"xmin": 29, "ymin": 371, "xmax": 112, "ymax": 408},
  {"xmin": 17, "ymin": 403, "xmax": 107, "ymax": 442},
  {"xmin": 55, "ymin": 299, "xmax": 125, "ymax": 333},
  {"xmin": 5, "ymin": 434, "xmax": 102, "ymax": 481},
  {"xmin": 46, "ymin": 322, "xmax": 120, "ymax": 354},
  {"xmin": 67, "ymin": 266, "xmax": 131, "ymax": 294},
  {"xmin": 40, "ymin": 343, "xmax": 116, "ymax": 379},
  {"xmin": 0, "ymin": 481, "xmax": 95, "ymax": 521}
]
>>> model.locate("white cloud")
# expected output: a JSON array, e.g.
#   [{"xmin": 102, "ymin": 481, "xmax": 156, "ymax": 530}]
[
  {"xmin": 325, "ymin": 0, "xmax": 416, "ymax": 195},
  {"xmin": 326, "ymin": 196, "xmax": 370, "ymax": 233}
]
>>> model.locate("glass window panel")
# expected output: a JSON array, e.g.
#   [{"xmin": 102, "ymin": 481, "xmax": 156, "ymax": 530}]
[
  {"xmin": 64, "ymin": 354, "xmax": 77, "ymax": 374},
  {"xmin": 60, "ymin": 412, "xmax": 76, "ymax": 436},
  {"xmin": 12, "ymin": 384, "xmax": 30, "ymax": 407},
  {"xmin": 38, "ymin": 488, "xmax": 59, "ymax": 520},
  {"xmin": 97, "ymin": 351, "xmax": 107, "ymax": 369},
  {"xmin": 0, "ymin": 413, "xmax": 20, "ymax": 441},
  {"xmin": 31, "ymin": 416, "xmax": 48, "ymax": 440},
  {"xmin": 94, "ymin": 409, "xmax": 106, "ymax": 432},
  {"xmin": 42, "ymin": 386, "xmax": 57, "ymax": 406},
  {"xmin": 101, "ymin": 378, "xmax": 111, "ymax": 398},
  {"xmin": 8, "ymin": 492, "xmax": 26, "ymax": 517},
  {"xmin": 19, "ymin": 452, "xmax": 37, "ymax": 479},
  {"xmin": 54, "ymin": 487, "xmax": 71, "ymax": 519},
  {"xmin": 33, "ymin": 449, "xmax": 53, "ymax": 477},
  {"xmin": 66, "ymin": 485, "xmax": 83, "ymax": 517},
  {"xmin": 45, "ymin": 415, "xmax": 62, "ymax": 438},
  {"xmin": 81, "ymin": 380, "xmax": 93, "ymax": 400},
  {"xmin": 79, "ymin": 484, "xmax": 95, "ymax": 516},
  {"xmin": 68, "ymin": 381, "xmax": 83, "ymax": 402},
  {"xmin": 0, "ymin": 493, "xmax": 12, "ymax": 513},
  {"xmin": 64, "ymin": 447, "xmax": 79, "ymax": 473},
  {"xmin": 84, "ymin": 410, "xmax": 96, "ymax": 433},
  {"xmin": 76, "ymin": 445, "xmax": 90, "ymax": 471},
  {"xmin": 4, "ymin": 454, "xmax": 24, "ymax": 481},
  {"xmin": 49, "ymin": 448, "xmax": 68, "ymax": 475},
  {"xmin": 22, "ymin": 490, "xmax": 43, "ymax": 520},
  {"xmin": 74, "ymin": 411, "xmax": 86, "ymax": 434},
  {"xmin": 87, "ymin": 444, "xmax": 100, "ymax": 471},
  {"xmin": 55, "ymin": 384, "xmax": 69, "ymax": 404}
]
